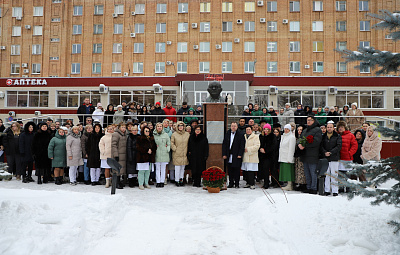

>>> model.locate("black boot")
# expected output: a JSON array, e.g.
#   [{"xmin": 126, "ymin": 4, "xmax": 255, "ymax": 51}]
[
  {"xmin": 22, "ymin": 176, "xmax": 29, "ymax": 183},
  {"xmin": 117, "ymin": 176, "xmax": 124, "ymax": 189},
  {"xmin": 77, "ymin": 172, "xmax": 84, "ymax": 183},
  {"xmin": 43, "ymin": 169, "xmax": 48, "ymax": 183},
  {"xmin": 55, "ymin": 177, "xmax": 61, "ymax": 185},
  {"xmin": 37, "ymin": 176, "xmax": 42, "ymax": 184},
  {"xmin": 128, "ymin": 178, "xmax": 135, "ymax": 188}
]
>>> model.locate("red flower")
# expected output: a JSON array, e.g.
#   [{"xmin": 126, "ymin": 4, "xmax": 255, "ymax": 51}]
[{"xmin": 306, "ymin": 135, "xmax": 314, "ymax": 144}]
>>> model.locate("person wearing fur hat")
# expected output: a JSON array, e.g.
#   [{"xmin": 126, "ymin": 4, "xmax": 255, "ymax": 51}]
[
  {"xmin": 19, "ymin": 121, "xmax": 37, "ymax": 183},
  {"xmin": 259, "ymin": 123, "xmax": 277, "ymax": 189},
  {"xmin": 279, "ymin": 124, "xmax": 296, "ymax": 191},
  {"xmin": 92, "ymin": 103, "xmax": 105, "ymax": 127},
  {"xmin": 361, "ymin": 125, "xmax": 382, "ymax": 163},
  {"xmin": 337, "ymin": 121, "xmax": 358, "ymax": 181},
  {"xmin": 32, "ymin": 123, "xmax": 52, "ymax": 184},
  {"xmin": 171, "ymin": 121, "xmax": 190, "ymax": 186},
  {"xmin": 346, "ymin": 102, "xmax": 365, "ymax": 132},
  {"xmin": 113, "ymin": 105, "xmax": 125, "ymax": 124}
]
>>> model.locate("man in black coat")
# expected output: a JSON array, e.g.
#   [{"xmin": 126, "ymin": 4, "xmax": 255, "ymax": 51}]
[
  {"xmin": 294, "ymin": 104, "xmax": 307, "ymax": 127},
  {"xmin": 77, "ymin": 97, "xmax": 95, "ymax": 124},
  {"xmin": 222, "ymin": 122, "xmax": 245, "ymax": 188},
  {"xmin": 151, "ymin": 102, "xmax": 166, "ymax": 125},
  {"xmin": 267, "ymin": 106, "xmax": 278, "ymax": 126}
]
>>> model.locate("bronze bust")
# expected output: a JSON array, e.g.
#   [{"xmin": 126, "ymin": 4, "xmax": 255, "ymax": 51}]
[{"xmin": 205, "ymin": 82, "xmax": 225, "ymax": 103}]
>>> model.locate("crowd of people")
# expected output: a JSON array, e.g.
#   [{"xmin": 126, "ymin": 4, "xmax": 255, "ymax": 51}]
[{"xmin": 0, "ymin": 98, "xmax": 380, "ymax": 196}]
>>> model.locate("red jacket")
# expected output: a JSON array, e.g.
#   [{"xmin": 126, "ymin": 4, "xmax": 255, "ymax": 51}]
[
  {"xmin": 340, "ymin": 130, "xmax": 358, "ymax": 161},
  {"xmin": 163, "ymin": 106, "xmax": 177, "ymax": 122}
]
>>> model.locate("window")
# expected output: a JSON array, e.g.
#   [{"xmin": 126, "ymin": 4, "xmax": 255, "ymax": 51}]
[
  {"xmin": 109, "ymin": 90, "xmax": 156, "ymax": 107},
  {"xmin": 222, "ymin": 62, "xmax": 232, "ymax": 73},
  {"xmin": 222, "ymin": 42, "xmax": 232, "ymax": 52},
  {"xmin": 163, "ymin": 90, "xmax": 178, "ymax": 107},
  {"xmin": 394, "ymin": 91, "xmax": 400, "ymax": 108},
  {"xmin": 222, "ymin": 22, "xmax": 232, "ymax": 32},
  {"xmin": 267, "ymin": 42, "xmax": 277, "ymax": 52},
  {"xmin": 290, "ymin": 61, "xmax": 301, "ymax": 73},
  {"xmin": 93, "ymin": 43, "xmax": 102, "ymax": 53},
  {"xmin": 336, "ymin": 1, "xmax": 346, "ymax": 11},
  {"xmin": 32, "ymin": 64, "xmax": 41, "ymax": 74},
  {"xmin": 290, "ymin": 1, "xmax": 300, "ymax": 12},
  {"xmin": 33, "ymin": 6, "xmax": 44, "ymax": 16},
  {"xmin": 135, "ymin": 4, "xmax": 145, "ymax": 14},
  {"xmin": 114, "ymin": 4, "xmax": 124, "ymax": 14},
  {"xmin": 336, "ymin": 41, "xmax": 347, "ymax": 50},
  {"xmin": 94, "ymin": 24, "xmax": 103, "ymax": 34},
  {"xmin": 200, "ymin": 2, "xmax": 211, "ymax": 12},
  {"xmin": 267, "ymin": 62, "xmax": 278, "ymax": 72},
  {"xmin": 313, "ymin": 41, "xmax": 324, "ymax": 52},
  {"xmin": 336, "ymin": 21, "xmax": 346, "ymax": 31},
  {"xmin": 11, "ymin": 45, "xmax": 20, "ymax": 55},
  {"xmin": 222, "ymin": 2, "xmax": 232, "ymax": 12},
  {"xmin": 114, "ymin": 24, "xmax": 123, "ymax": 34},
  {"xmin": 200, "ymin": 22, "xmax": 210, "ymax": 32},
  {"xmin": 32, "ymin": 44, "xmax": 42, "ymax": 55},
  {"xmin": 199, "ymin": 62, "xmax": 210, "ymax": 73},
  {"xmin": 33, "ymin": 26, "xmax": 43, "ymax": 36},
  {"xmin": 11, "ymin": 64, "xmax": 20, "ymax": 74},
  {"xmin": 133, "ymin": 62, "xmax": 143, "ymax": 73},
  {"xmin": 290, "ymin": 21, "xmax": 300, "ymax": 32},
  {"xmin": 360, "ymin": 21, "xmax": 370, "ymax": 31},
  {"xmin": 51, "ymin": 18, "xmax": 61, "ymax": 22},
  {"xmin": 337, "ymin": 62, "xmax": 347, "ymax": 73},
  {"xmin": 289, "ymin": 41, "xmax": 300, "ymax": 52},
  {"xmin": 313, "ymin": 62, "xmax": 324, "ymax": 72},
  {"xmin": 57, "ymin": 91, "xmax": 100, "ymax": 108},
  {"xmin": 178, "ymin": 3, "xmax": 188, "ymax": 13},
  {"xmin": 112, "ymin": 63, "xmax": 121, "ymax": 73},
  {"xmin": 51, "ymin": 38, "xmax": 60, "ymax": 42},
  {"xmin": 71, "ymin": 63, "xmax": 80, "ymax": 74},
  {"xmin": 312, "ymin": 21, "xmax": 323, "ymax": 31},
  {"xmin": 73, "ymin": 24, "xmax": 82, "ymax": 34},
  {"xmin": 245, "ymin": 21, "xmax": 255, "ymax": 32},
  {"xmin": 178, "ymin": 22, "xmax": 188, "ymax": 33},
  {"xmin": 0, "ymin": 8, "xmax": 2, "ymax": 18},
  {"xmin": 278, "ymin": 90, "xmax": 326, "ymax": 109},
  {"xmin": 267, "ymin": 21, "xmax": 277, "ymax": 32},
  {"xmin": 113, "ymin": 43, "xmax": 122, "ymax": 53},
  {"xmin": 155, "ymin": 62, "xmax": 165, "ymax": 73},
  {"xmin": 254, "ymin": 90, "xmax": 270, "ymax": 106},
  {"xmin": 12, "ymin": 7, "xmax": 22, "ymax": 17},
  {"xmin": 7, "ymin": 91, "xmax": 49, "ymax": 107},
  {"xmin": 359, "ymin": 41, "xmax": 370, "ymax": 49},
  {"xmin": 156, "ymin": 23, "xmax": 166, "ymax": 33},
  {"xmin": 360, "ymin": 62, "xmax": 370, "ymax": 73},
  {"xmin": 244, "ymin": 42, "xmax": 255, "ymax": 52},
  {"xmin": 135, "ymin": 23, "xmax": 144, "ymax": 33},
  {"xmin": 245, "ymin": 2, "xmax": 255, "ymax": 12},
  {"xmin": 92, "ymin": 63, "xmax": 101, "ymax": 74},
  {"xmin": 244, "ymin": 61, "xmax": 255, "ymax": 73},
  {"xmin": 94, "ymin": 5, "xmax": 104, "ymax": 15},
  {"xmin": 336, "ymin": 90, "xmax": 385, "ymax": 109},
  {"xmin": 156, "ymin": 43, "xmax": 165, "ymax": 53},
  {"xmin": 72, "ymin": 44, "xmax": 81, "ymax": 54},
  {"xmin": 359, "ymin": 1, "xmax": 369, "ymax": 11},
  {"xmin": 157, "ymin": 4, "xmax": 167, "ymax": 13},
  {"xmin": 313, "ymin": 1, "xmax": 323, "ymax": 11},
  {"xmin": 73, "ymin": 5, "xmax": 82, "ymax": 16},
  {"xmin": 134, "ymin": 43, "xmax": 144, "ymax": 53},
  {"xmin": 12, "ymin": 26, "xmax": 21, "ymax": 36},
  {"xmin": 267, "ymin": 1, "xmax": 277, "ymax": 12},
  {"xmin": 199, "ymin": 42, "xmax": 210, "ymax": 52},
  {"xmin": 177, "ymin": 42, "xmax": 188, "ymax": 53},
  {"xmin": 177, "ymin": 62, "xmax": 187, "ymax": 73}
]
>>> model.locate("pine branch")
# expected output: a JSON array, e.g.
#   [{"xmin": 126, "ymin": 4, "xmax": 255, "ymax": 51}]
[
  {"xmin": 368, "ymin": 10, "xmax": 400, "ymax": 41},
  {"xmin": 389, "ymin": 221, "xmax": 400, "ymax": 234}
]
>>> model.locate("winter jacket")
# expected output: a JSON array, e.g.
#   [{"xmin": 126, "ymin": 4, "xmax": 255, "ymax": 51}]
[
  {"xmin": 104, "ymin": 105, "xmax": 115, "ymax": 126},
  {"xmin": 281, "ymin": 108, "xmax": 295, "ymax": 126},
  {"xmin": 113, "ymin": 110, "xmax": 125, "ymax": 124},
  {"xmin": 151, "ymin": 107, "xmax": 166, "ymax": 125},
  {"xmin": 19, "ymin": 122, "xmax": 37, "ymax": 162},
  {"xmin": 361, "ymin": 127, "xmax": 382, "ymax": 161},
  {"xmin": 259, "ymin": 133, "xmax": 276, "ymax": 161},
  {"xmin": 138, "ymin": 110, "xmax": 151, "ymax": 123},
  {"xmin": 326, "ymin": 111, "xmax": 340, "ymax": 125},
  {"xmin": 171, "ymin": 121, "xmax": 190, "ymax": 166},
  {"xmin": 99, "ymin": 131, "xmax": 113, "ymax": 160},
  {"xmin": 299, "ymin": 121, "xmax": 323, "ymax": 164},
  {"xmin": 163, "ymin": 106, "xmax": 177, "ymax": 122},
  {"xmin": 187, "ymin": 132, "xmax": 209, "ymax": 173},
  {"xmin": 77, "ymin": 104, "xmax": 95, "ymax": 124},
  {"xmin": 86, "ymin": 131, "xmax": 104, "ymax": 168},
  {"xmin": 268, "ymin": 109, "xmax": 278, "ymax": 126},
  {"xmin": 339, "ymin": 130, "xmax": 358, "ymax": 161},
  {"xmin": 242, "ymin": 111, "xmax": 251, "ymax": 124},
  {"xmin": 3, "ymin": 128, "xmax": 20, "ymax": 155},
  {"xmin": 303, "ymin": 106, "xmax": 314, "ymax": 117},
  {"xmin": 346, "ymin": 108, "xmax": 365, "ymax": 132},
  {"xmin": 66, "ymin": 132, "xmax": 84, "ymax": 166},
  {"xmin": 48, "ymin": 131, "xmax": 67, "ymax": 168},
  {"xmin": 184, "ymin": 109, "xmax": 198, "ymax": 125},
  {"xmin": 31, "ymin": 127, "xmax": 52, "ymax": 169},
  {"xmin": 294, "ymin": 108, "xmax": 306, "ymax": 126},
  {"xmin": 112, "ymin": 128, "xmax": 128, "ymax": 175},
  {"xmin": 177, "ymin": 106, "xmax": 190, "ymax": 116},
  {"xmin": 136, "ymin": 134, "xmax": 157, "ymax": 163},
  {"xmin": 126, "ymin": 133, "xmax": 138, "ymax": 174},
  {"xmin": 251, "ymin": 109, "xmax": 263, "ymax": 124},
  {"xmin": 279, "ymin": 132, "xmax": 296, "ymax": 163},
  {"xmin": 81, "ymin": 131, "xmax": 91, "ymax": 159},
  {"xmin": 222, "ymin": 129, "xmax": 245, "ymax": 168},
  {"xmin": 315, "ymin": 110, "xmax": 327, "ymax": 126},
  {"xmin": 341, "ymin": 105, "xmax": 350, "ymax": 121},
  {"xmin": 261, "ymin": 109, "xmax": 273, "ymax": 124},
  {"xmin": 242, "ymin": 133, "xmax": 260, "ymax": 164},
  {"xmin": 353, "ymin": 130, "xmax": 365, "ymax": 164},
  {"xmin": 153, "ymin": 129, "xmax": 171, "ymax": 162},
  {"xmin": 92, "ymin": 109, "xmax": 104, "ymax": 127},
  {"xmin": 320, "ymin": 131, "xmax": 342, "ymax": 162},
  {"xmin": 126, "ymin": 108, "xmax": 138, "ymax": 123}
]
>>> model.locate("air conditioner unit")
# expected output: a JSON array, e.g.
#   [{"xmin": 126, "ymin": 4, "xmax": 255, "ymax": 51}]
[
  {"xmin": 35, "ymin": 111, "xmax": 41, "ymax": 116},
  {"xmin": 0, "ymin": 46, "xmax": 5, "ymax": 50},
  {"xmin": 153, "ymin": 83, "xmax": 163, "ymax": 94},
  {"xmin": 328, "ymin": 86, "xmax": 338, "ymax": 94},
  {"xmin": 283, "ymin": 19, "xmax": 289, "ymax": 24},
  {"xmin": 131, "ymin": 11, "xmax": 136, "ymax": 16},
  {"xmin": 260, "ymin": 18, "xmax": 266, "ymax": 23},
  {"xmin": 304, "ymin": 65, "xmax": 310, "ymax": 69},
  {"xmin": 215, "ymin": 44, "xmax": 221, "ymax": 50},
  {"xmin": 191, "ymin": 23, "xmax": 198, "ymax": 28},
  {"xmin": 130, "ymin": 33, "xmax": 136, "ymax": 38},
  {"xmin": 193, "ymin": 45, "xmax": 199, "ymax": 50},
  {"xmin": 23, "ymin": 69, "xmax": 29, "ymax": 74},
  {"xmin": 99, "ymin": 84, "xmax": 108, "ymax": 93},
  {"xmin": 166, "ymin": 61, "xmax": 172, "ymax": 66},
  {"xmin": 8, "ymin": 111, "xmax": 16, "ymax": 117},
  {"xmin": 124, "ymin": 72, "xmax": 128, "ymax": 76},
  {"xmin": 112, "ymin": 13, "xmax": 118, "ymax": 18},
  {"xmin": 257, "ymin": 1, "xmax": 264, "ymax": 6},
  {"xmin": 22, "ymin": 63, "xmax": 28, "ymax": 68},
  {"xmin": 25, "ymin": 25, "xmax": 31, "ymax": 29},
  {"xmin": 237, "ymin": 19, "xmax": 243, "ymax": 24},
  {"xmin": 166, "ymin": 41, "xmax": 172, "ymax": 45},
  {"xmin": 16, "ymin": 16, "xmax": 22, "ymax": 20},
  {"xmin": 22, "ymin": 75, "xmax": 28, "ymax": 78},
  {"xmin": 234, "ymin": 38, "xmax": 240, "ymax": 43},
  {"xmin": 269, "ymin": 85, "xmax": 278, "ymax": 94}
]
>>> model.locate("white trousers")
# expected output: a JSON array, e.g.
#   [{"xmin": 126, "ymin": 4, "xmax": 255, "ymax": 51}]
[
  {"xmin": 155, "ymin": 162, "xmax": 168, "ymax": 184},
  {"xmin": 175, "ymin": 165, "xmax": 185, "ymax": 182},
  {"xmin": 90, "ymin": 168, "xmax": 101, "ymax": 182},
  {"xmin": 325, "ymin": 161, "xmax": 339, "ymax": 193},
  {"xmin": 69, "ymin": 166, "xmax": 78, "ymax": 183}
]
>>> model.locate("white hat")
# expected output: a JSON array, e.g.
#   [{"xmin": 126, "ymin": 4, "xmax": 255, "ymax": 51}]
[
  {"xmin": 284, "ymin": 124, "xmax": 292, "ymax": 131},
  {"xmin": 97, "ymin": 102, "xmax": 103, "ymax": 108},
  {"xmin": 351, "ymin": 102, "xmax": 358, "ymax": 108},
  {"xmin": 327, "ymin": 120, "xmax": 335, "ymax": 124},
  {"xmin": 60, "ymin": 127, "xmax": 68, "ymax": 131},
  {"xmin": 268, "ymin": 106, "xmax": 274, "ymax": 109},
  {"xmin": 117, "ymin": 105, "xmax": 123, "ymax": 109},
  {"xmin": 285, "ymin": 103, "xmax": 291, "ymax": 107}
]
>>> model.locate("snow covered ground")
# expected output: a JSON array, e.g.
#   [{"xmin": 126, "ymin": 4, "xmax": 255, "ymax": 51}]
[{"xmin": 1, "ymin": 180, "xmax": 399, "ymax": 255}]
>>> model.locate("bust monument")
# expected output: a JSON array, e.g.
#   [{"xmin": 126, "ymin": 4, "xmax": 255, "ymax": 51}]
[{"xmin": 205, "ymin": 81, "xmax": 225, "ymax": 103}]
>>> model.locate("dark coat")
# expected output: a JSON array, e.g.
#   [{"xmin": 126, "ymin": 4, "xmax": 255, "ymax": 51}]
[
  {"xmin": 303, "ymin": 106, "xmax": 315, "ymax": 117},
  {"xmin": 81, "ymin": 131, "xmax": 91, "ymax": 159},
  {"xmin": 326, "ymin": 111, "xmax": 340, "ymax": 125},
  {"xmin": 300, "ymin": 121, "xmax": 323, "ymax": 164},
  {"xmin": 320, "ymin": 131, "xmax": 342, "ymax": 162},
  {"xmin": 242, "ymin": 111, "xmax": 251, "ymax": 124},
  {"xmin": 86, "ymin": 131, "xmax": 104, "ymax": 168},
  {"xmin": 294, "ymin": 109, "xmax": 307, "ymax": 126},
  {"xmin": 268, "ymin": 109, "xmax": 278, "ymax": 126},
  {"xmin": 104, "ymin": 104, "xmax": 115, "ymax": 126},
  {"xmin": 187, "ymin": 132, "xmax": 209, "ymax": 174},
  {"xmin": 126, "ymin": 133, "xmax": 138, "ymax": 174},
  {"xmin": 138, "ymin": 111, "xmax": 152, "ymax": 123},
  {"xmin": 136, "ymin": 135, "xmax": 157, "ymax": 163},
  {"xmin": 19, "ymin": 122, "xmax": 37, "ymax": 162},
  {"xmin": 259, "ymin": 133, "xmax": 276, "ymax": 160},
  {"xmin": 353, "ymin": 130, "xmax": 365, "ymax": 164},
  {"xmin": 222, "ymin": 129, "xmax": 245, "ymax": 168},
  {"xmin": 77, "ymin": 104, "xmax": 95, "ymax": 123},
  {"xmin": 31, "ymin": 127, "xmax": 52, "ymax": 169},
  {"xmin": 151, "ymin": 107, "xmax": 165, "ymax": 124},
  {"xmin": 3, "ymin": 128, "xmax": 20, "ymax": 155}
]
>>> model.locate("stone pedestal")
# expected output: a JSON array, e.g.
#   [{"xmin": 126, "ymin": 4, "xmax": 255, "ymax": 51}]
[{"xmin": 203, "ymin": 103, "xmax": 228, "ymax": 170}]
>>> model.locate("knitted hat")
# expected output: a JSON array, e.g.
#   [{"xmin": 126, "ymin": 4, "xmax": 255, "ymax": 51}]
[
  {"xmin": 244, "ymin": 106, "xmax": 249, "ymax": 110},
  {"xmin": 155, "ymin": 102, "xmax": 161, "ymax": 106},
  {"xmin": 351, "ymin": 102, "xmax": 358, "ymax": 108},
  {"xmin": 60, "ymin": 127, "xmax": 68, "ymax": 131},
  {"xmin": 97, "ymin": 102, "xmax": 102, "ymax": 108},
  {"xmin": 263, "ymin": 123, "xmax": 272, "ymax": 130},
  {"xmin": 117, "ymin": 105, "xmax": 123, "ymax": 109},
  {"xmin": 285, "ymin": 103, "xmax": 291, "ymax": 107},
  {"xmin": 268, "ymin": 106, "xmax": 274, "ymax": 109},
  {"xmin": 284, "ymin": 124, "xmax": 292, "ymax": 131}
]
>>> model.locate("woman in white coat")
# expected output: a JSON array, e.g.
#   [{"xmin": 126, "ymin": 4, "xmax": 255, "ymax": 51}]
[
  {"xmin": 92, "ymin": 103, "xmax": 105, "ymax": 127},
  {"xmin": 99, "ymin": 125, "xmax": 115, "ymax": 188},
  {"xmin": 66, "ymin": 126, "xmax": 84, "ymax": 185},
  {"xmin": 241, "ymin": 126, "xmax": 260, "ymax": 189},
  {"xmin": 279, "ymin": 124, "xmax": 296, "ymax": 191}
]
